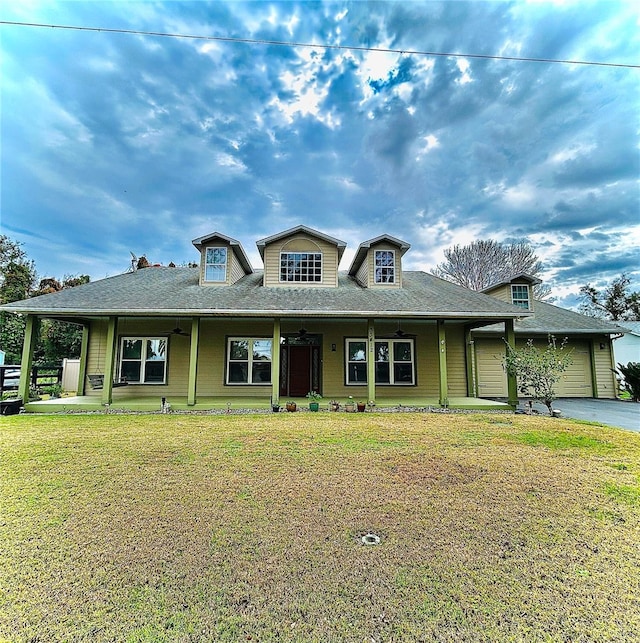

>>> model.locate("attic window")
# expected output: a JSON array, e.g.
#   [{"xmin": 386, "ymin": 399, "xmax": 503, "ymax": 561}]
[
  {"xmin": 205, "ymin": 247, "xmax": 227, "ymax": 282},
  {"xmin": 280, "ymin": 252, "xmax": 322, "ymax": 282},
  {"xmin": 511, "ymin": 284, "xmax": 530, "ymax": 309},
  {"xmin": 374, "ymin": 250, "xmax": 395, "ymax": 284}
]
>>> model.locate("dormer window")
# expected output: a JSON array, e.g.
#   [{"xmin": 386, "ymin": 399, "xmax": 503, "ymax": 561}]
[
  {"xmin": 511, "ymin": 284, "xmax": 530, "ymax": 309},
  {"xmin": 375, "ymin": 250, "xmax": 395, "ymax": 284},
  {"xmin": 280, "ymin": 252, "xmax": 322, "ymax": 282},
  {"xmin": 205, "ymin": 247, "xmax": 227, "ymax": 282}
]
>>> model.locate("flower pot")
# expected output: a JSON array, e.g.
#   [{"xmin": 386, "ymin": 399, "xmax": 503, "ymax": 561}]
[
  {"xmin": 286, "ymin": 402, "xmax": 297, "ymax": 412},
  {"xmin": 272, "ymin": 405, "xmax": 280, "ymax": 413},
  {"xmin": 345, "ymin": 403, "xmax": 355, "ymax": 413},
  {"xmin": 357, "ymin": 403, "xmax": 366, "ymax": 412},
  {"xmin": 309, "ymin": 402, "xmax": 319, "ymax": 412}
]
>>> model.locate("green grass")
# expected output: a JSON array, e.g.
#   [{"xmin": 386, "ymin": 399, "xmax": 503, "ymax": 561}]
[{"xmin": 1, "ymin": 413, "xmax": 639, "ymax": 642}]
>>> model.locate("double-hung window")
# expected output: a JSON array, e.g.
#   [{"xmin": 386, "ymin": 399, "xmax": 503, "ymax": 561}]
[
  {"xmin": 205, "ymin": 247, "xmax": 228, "ymax": 282},
  {"xmin": 120, "ymin": 338, "xmax": 167, "ymax": 384},
  {"xmin": 227, "ymin": 338, "xmax": 272, "ymax": 385},
  {"xmin": 374, "ymin": 250, "xmax": 395, "ymax": 284},
  {"xmin": 345, "ymin": 338, "xmax": 415, "ymax": 385},
  {"xmin": 280, "ymin": 252, "xmax": 322, "ymax": 282},
  {"xmin": 511, "ymin": 285, "xmax": 530, "ymax": 309}
]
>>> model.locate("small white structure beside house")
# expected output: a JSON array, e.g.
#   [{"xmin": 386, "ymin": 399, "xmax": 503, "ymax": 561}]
[
  {"xmin": 613, "ymin": 321, "xmax": 640, "ymax": 367},
  {"xmin": 62, "ymin": 358, "xmax": 81, "ymax": 393}
]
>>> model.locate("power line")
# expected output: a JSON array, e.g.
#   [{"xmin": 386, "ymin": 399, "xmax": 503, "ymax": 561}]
[{"xmin": 1, "ymin": 20, "xmax": 638, "ymax": 69}]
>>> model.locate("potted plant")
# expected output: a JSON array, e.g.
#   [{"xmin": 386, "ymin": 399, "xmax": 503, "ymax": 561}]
[
  {"xmin": 306, "ymin": 391, "xmax": 322, "ymax": 411},
  {"xmin": 330, "ymin": 400, "xmax": 340, "ymax": 412},
  {"xmin": 345, "ymin": 396, "xmax": 355, "ymax": 412},
  {"xmin": 357, "ymin": 401, "xmax": 366, "ymax": 412},
  {"xmin": 286, "ymin": 401, "xmax": 297, "ymax": 412}
]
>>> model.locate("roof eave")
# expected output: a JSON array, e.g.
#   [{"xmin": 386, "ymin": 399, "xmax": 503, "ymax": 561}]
[{"xmin": 0, "ymin": 306, "xmax": 532, "ymax": 320}]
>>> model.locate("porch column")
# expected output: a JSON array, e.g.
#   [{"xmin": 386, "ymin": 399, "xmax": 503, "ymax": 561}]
[
  {"xmin": 465, "ymin": 327, "xmax": 476, "ymax": 397},
  {"xmin": 589, "ymin": 339, "xmax": 599, "ymax": 398},
  {"xmin": 367, "ymin": 318, "xmax": 376, "ymax": 404},
  {"xmin": 101, "ymin": 316, "xmax": 118, "ymax": 406},
  {"xmin": 77, "ymin": 324, "xmax": 90, "ymax": 395},
  {"xmin": 271, "ymin": 318, "xmax": 281, "ymax": 406},
  {"xmin": 18, "ymin": 315, "xmax": 40, "ymax": 403},
  {"xmin": 437, "ymin": 319, "xmax": 449, "ymax": 407},
  {"xmin": 505, "ymin": 318, "xmax": 518, "ymax": 408},
  {"xmin": 187, "ymin": 317, "xmax": 200, "ymax": 406}
]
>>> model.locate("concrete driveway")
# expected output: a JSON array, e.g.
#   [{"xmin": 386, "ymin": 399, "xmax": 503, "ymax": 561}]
[{"xmin": 529, "ymin": 398, "xmax": 639, "ymax": 432}]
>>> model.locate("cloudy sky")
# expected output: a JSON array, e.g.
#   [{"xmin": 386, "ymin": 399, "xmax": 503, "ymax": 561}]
[{"xmin": 1, "ymin": 1, "xmax": 638, "ymax": 308}]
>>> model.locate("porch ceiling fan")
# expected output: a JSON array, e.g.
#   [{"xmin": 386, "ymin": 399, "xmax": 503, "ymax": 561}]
[
  {"xmin": 379, "ymin": 322, "xmax": 417, "ymax": 339},
  {"xmin": 165, "ymin": 319, "xmax": 190, "ymax": 336}
]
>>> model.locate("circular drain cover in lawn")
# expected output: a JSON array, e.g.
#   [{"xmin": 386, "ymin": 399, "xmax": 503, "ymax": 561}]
[{"xmin": 361, "ymin": 532, "xmax": 381, "ymax": 545}]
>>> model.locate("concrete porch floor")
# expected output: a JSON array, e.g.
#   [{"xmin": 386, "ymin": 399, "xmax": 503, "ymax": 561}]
[{"xmin": 23, "ymin": 395, "xmax": 513, "ymax": 413}]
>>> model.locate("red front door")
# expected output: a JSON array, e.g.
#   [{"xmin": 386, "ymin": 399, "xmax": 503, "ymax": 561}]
[{"xmin": 288, "ymin": 345, "xmax": 312, "ymax": 397}]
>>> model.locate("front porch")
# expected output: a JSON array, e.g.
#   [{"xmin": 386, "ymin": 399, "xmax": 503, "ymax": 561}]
[{"xmin": 23, "ymin": 395, "xmax": 512, "ymax": 414}]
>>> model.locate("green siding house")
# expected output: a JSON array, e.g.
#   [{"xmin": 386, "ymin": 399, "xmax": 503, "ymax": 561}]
[{"xmin": 1, "ymin": 226, "xmax": 621, "ymax": 412}]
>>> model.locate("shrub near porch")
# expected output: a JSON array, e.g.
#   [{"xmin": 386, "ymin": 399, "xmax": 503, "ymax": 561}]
[{"xmin": 1, "ymin": 413, "xmax": 639, "ymax": 642}]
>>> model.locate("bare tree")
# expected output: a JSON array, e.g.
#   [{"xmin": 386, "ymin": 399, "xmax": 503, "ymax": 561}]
[{"xmin": 433, "ymin": 239, "xmax": 551, "ymax": 299}]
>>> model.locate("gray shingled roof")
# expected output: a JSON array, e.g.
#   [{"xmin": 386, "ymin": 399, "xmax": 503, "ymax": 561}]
[
  {"xmin": 473, "ymin": 299, "xmax": 623, "ymax": 335},
  {"xmin": 1, "ymin": 267, "xmax": 531, "ymax": 320}
]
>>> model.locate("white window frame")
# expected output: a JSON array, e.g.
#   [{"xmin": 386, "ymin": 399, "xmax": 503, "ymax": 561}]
[
  {"xmin": 345, "ymin": 338, "xmax": 415, "ymax": 386},
  {"xmin": 345, "ymin": 339, "xmax": 368, "ymax": 384},
  {"xmin": 511, "ymin": 284, "xmax": 530, "ymax": 310},
  {"xmin": 226, "ymin": 337, "xmax": 273, "ymax": 385},
  {"xmin": 279, "ymin": 252, "xmax": 323, "ymax": 283},
  {"xmin": 119, "ymin": 337, "xmax": 167, "ymax": 385},
  {"xmin": 374, "ymin": 250, "xmax": 395, "ymax": 284},
  {"xmin": 205, "ymin": 246, "xmax": 228, "ymax": 282}
]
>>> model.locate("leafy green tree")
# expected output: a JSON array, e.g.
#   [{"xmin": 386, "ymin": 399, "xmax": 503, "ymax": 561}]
[
  {"xmin": 0, "ymin": 236, "xmax": 37, "ymax": 363},
  {"xmin": 579, "ymin": 274, "xmax": 640, "ymax": 321},
  {"xmin": 503, "ymin": 336, "xmax": 573, "ymax": 415},
  {"xmin": 1, "ymin": 236, "xmax": 89, "ymax": 364},
  {"xmin": 616, "ymin": 362, "xmax": 640, "ymax": 402},
  {"xmin": 32, "ymin": 275, "xmax": 90, "ymax": 365}
]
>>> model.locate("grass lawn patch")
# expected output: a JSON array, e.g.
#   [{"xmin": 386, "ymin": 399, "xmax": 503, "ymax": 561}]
[{"xmin": 1, "ymin": 413, "xmax": 639, "ymax": 642}]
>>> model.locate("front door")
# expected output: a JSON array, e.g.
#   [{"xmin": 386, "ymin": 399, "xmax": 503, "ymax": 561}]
[
  {"xmin": 288, "ymin": 345, "xmax": 312, "ymax": 396},
  {"xmin": 280, "ymin": 336, "xmax": 322, "ymax": 397}
]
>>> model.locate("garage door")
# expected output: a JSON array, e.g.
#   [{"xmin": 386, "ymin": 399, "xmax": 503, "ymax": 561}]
[
  {"xmin": 475, "ymin": 339, "xmax": 593, "ymax": 399},
  {"xmin": 475, "ymin": 339, "xmax": 507, "ymax": 398},
  {"xmin": 556, "ymin": 342, "xmax": 593, "ymax": 397}
]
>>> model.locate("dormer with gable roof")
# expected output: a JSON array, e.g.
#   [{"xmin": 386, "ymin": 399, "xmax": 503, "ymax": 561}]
[
  {"xmin": 348, "ymin": 234, "xmax": 411, "ymax": 289},
  {"xmin": 256, "ymin": 225, "xmax": 346, "ymax": 288},
  {"xmin": 192, "ymin": 232, "xmax": 253, "ymax": 286},
  {"xmin": 481, "ymin": 273, "xmax": 542, "ymax": 312}
]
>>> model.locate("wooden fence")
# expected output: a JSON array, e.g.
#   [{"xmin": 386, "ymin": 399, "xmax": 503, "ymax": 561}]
[{"xmin": 0, "ymin": 365, "xmax": 63, "ymax": 395}]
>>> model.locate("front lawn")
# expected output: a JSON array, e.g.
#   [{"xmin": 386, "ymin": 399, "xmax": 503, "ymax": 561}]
[{"xmin": 1, "ymin": 413, "xmax": 639, "ymax": 642}]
